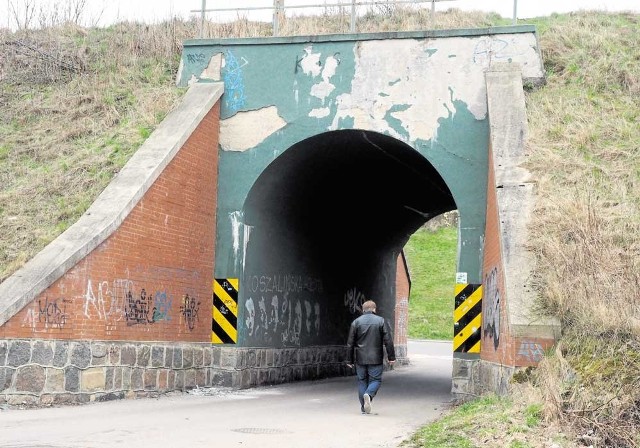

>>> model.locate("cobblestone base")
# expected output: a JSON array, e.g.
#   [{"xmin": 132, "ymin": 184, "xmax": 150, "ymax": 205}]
[
  {"xmin": 0, "ymin": 340, "xmax": 354, "ymax": 406},
  {"xmin": 451, "ymin": 357, "xmax": 515, "ymax": 401}
]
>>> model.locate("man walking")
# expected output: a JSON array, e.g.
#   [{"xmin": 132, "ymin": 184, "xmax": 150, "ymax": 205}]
[{"xmin": 346, "ymin": 300, "xmax": 396, "ymax": 414}]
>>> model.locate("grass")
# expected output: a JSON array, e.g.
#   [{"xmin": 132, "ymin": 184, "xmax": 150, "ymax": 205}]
[
  {"xmin": 403, "ymin": 226, "xmax": 458, "ymax": 341},
  {"xmin": 403, "ymin": 393, "xmax": 570, "ymax": 448}
]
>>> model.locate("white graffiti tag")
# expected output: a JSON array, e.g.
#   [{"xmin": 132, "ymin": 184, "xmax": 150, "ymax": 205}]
[{"xmin": 483, "ymin": 267, "xmax": 501, "ymax": 350}]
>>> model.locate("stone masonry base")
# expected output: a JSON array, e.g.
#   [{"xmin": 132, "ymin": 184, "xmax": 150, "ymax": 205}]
[
  {"xmin": 451, "ymin": 357, "xmax": 515, "ymax": 400},
  {"xmin": 0, "ymin": 339, "xmax": 393, "ymax": 407}
]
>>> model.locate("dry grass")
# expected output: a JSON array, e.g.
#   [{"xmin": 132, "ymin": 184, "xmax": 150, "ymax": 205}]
[
  {"xmin": 526, "ymin": 11, "xmax": 640, "ymax": 447},
  {"xmin": 0, "ymin": 20, "xmax": 193, "ymax": 281}
]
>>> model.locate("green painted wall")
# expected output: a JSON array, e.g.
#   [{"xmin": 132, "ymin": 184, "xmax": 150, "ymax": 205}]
[{"xmin": 177, "ymin": 28, "xmax": 544, "ymax": 348}]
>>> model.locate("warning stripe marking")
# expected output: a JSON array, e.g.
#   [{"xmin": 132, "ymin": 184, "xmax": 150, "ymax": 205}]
[
  {"xmin": 212, "ymin": 278, "xmax": 238, "ymax": 344},
  {"xmin": 454, "ymin": 312, "xmax": 482, "ymax": 352},
  {"xmin": 454, "ymin": 285, "xmax": 482, "ymax": 322},
  {"xmin": 213, "ymin": 281, "xmax": 238, "ymax": 317},
  {"xmin": 453, "ymin": 284, "xmax": 482, "ymax": 353}
]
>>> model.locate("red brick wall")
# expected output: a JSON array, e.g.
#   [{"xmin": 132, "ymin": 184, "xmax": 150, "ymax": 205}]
[
  {"xmin": 481, "ymin": 144, "xmax": 556, "ymax": 367},
  {"xmin": 480, "ymin": 142, "xmax": 513, "ymax": 365},
  {"xmin": 0, "ymin": 102, "xmax": 221, "ymax": 343},
  {"xmin": 394, "ymin": 252, "xmax": 410, "ymax": 347}
]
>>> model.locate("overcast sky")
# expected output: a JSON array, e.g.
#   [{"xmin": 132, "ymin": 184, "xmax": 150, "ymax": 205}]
[{"xmin": 2, "ymin": 0, "xmax": 640, "ymax": 29}]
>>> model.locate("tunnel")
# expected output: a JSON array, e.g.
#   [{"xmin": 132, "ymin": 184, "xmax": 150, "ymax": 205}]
[{"xmin": 240, "ymin": 129, "xmax": 457, "ymax": 348}]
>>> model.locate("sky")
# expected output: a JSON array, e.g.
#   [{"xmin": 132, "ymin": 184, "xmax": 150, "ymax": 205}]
[{"xmin": 2, "ymin": 0, "xmax": 640, "ymax": 29}]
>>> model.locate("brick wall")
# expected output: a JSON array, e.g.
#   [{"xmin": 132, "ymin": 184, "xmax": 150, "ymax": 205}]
[
  {"xmin": 394, "ymin": 252, "xmax": 410, "ymax": 347},
  {"xmin": 480, "ymin": 141, "xmax": 513, "ymax": 365},
  {"xmin": 394, "ymin": 252, "xmax": 410, "ymax": 361},
  {"xmin": 0, "ymin": 103, "xmax": 221, "ymax": 344}
]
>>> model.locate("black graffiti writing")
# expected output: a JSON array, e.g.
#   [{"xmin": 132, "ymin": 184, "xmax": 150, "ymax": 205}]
[
  {"xmin": 294, "ymin": 54, "xmax": 303, "ymax": 74},
  {"xmin": 124, "ymin": 289, "xmax": 155, "ymax": 325},
  {"xmin": 180, "ymin": 294, "xmax": 200, "ymax": 331},
  {"xmin": 38, "ymin": 297, "xmax": 69, "ymax": 329},
  {"xmin": 186, "ymin": 53, "xmax": 206, "ymax": 64},
  {"xmin": 483, "ymin": 267, "xmax": 501, "ymax": 350}
]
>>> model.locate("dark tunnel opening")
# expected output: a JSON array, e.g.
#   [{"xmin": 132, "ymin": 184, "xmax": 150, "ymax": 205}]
[{"xmin": 241, "ymin": 129, "xmax": 456, "ymax": 347}]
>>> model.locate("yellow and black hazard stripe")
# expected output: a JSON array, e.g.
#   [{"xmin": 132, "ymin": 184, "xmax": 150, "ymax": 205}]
[
  {"xmin": 453, "ymin": 284, "xmax": 482, "ymax": 353},
  {"xmin": 212, "ymin": 278, "xmax": 238, "ymax": 344}
]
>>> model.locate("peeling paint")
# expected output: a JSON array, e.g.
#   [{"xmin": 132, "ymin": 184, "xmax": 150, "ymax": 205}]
[
  {"xmin": 300, "ymin": 45, "xmax": 322, "ymax": 76},
  {"xmin": 309, "ymin": 107, "xmax": 330, "ymax": 118},
  {"xmin": 220, "ymin": 106, "xmax": 287, "ymax": 152},
  {"xmin": 328, "ymin": 35, "xmax": 540, "ymax": 143},
  {"xmin": 230, "ymin": 211, "xmax": 243, "ymax": 262},
  {"xmin": 201, "ymin": 53, "xmax": 223, "ymax": 80},
  {"xmin": 175, "ymin": 59, "xmax": 184, "ymax": 87},
  {"xmin": 310, "ymin": 55, "xmax": 339, "ymax": 101}
]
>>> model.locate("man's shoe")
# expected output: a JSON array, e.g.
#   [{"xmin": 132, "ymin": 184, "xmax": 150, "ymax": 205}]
[{"xmin": 363, "ymin": 393, "xmax": 372, "ymax": 414}]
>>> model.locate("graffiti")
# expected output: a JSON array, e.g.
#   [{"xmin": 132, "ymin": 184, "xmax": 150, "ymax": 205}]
[
  {"xmin": 179, "ymin": 294, "xmax": 200, "ymax": 331},
  {"xmin": 344, "ymin": 287, "xmax": 366, "ymax": 314},
  {"xmin": 291, "ymin": 300, "xmax": 302, "ymax": 345},
  {"xmin": 83, "ymin": 279, "xmax": 132, "ymax": 322},
  {"xmin": 84, "ymin": 279, "xmax": 176, "ymax": 326},
  {"xmin": 244, "ymin": 292, "xmax": 320, "ymax": 346},
  {"xmin": 22, "ymin": 297, "xmax": 70, "ymax": 331},
  {"xmin": 38, "ymin": 297, "xmax": 69, "ymax": 329},
  {"xmin": 247, "ymin": 274, "xmax": 323, "ymax": 294},
  {"xmin": 224, "ymin": 50, "xmax": 248, "ymax": 112},
  {"xmin": 483, "ymin": 267, "xmax": 501, "ymax": 350},
  {"xmin": 152, "ymin": 291, "xmax": 172, "ymax": 322},
  {"xmin": 304, "ymin": 300, "xmax": 312, "ymax": 333},
  {"xmin": 395, "ymin": 297, "xmax": 409, "ymax": 342},
  {"xmin": 472, "ymin": 37, "xmax": 525, "ymax": 66},
  {"xmin": 518, "ymin": 341, "xmax": 545, "ymax": 363},
  {"xmin": 124, "ymin": 289, "xmax": 155, "ymax": 325},
  {"xmin": 245, "ymin": 297, "xmax": 256, "ymax": 337},
  {"xmin": 314, "ymin": 303, "xmax": 320, "ymax": 334},
  {"xmin": 269, "ymin": 295, "xmax": 280, "ymax": 329},
  {"xmin": 257, "ymin": 296, "xmax": 268, "ymax": 333},
  {"xmin": 186, "ymin": 53, "xmax": 206, "ymax": 64}
]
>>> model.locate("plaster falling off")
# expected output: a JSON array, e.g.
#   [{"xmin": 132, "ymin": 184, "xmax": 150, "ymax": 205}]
[
  {"xmin": 310, "ymin": 55, "xmax": 339, "ymax": 101},
  {"xmin": 201, "ymin": 53, "xmax": 223, "ymax": 81},
  {"xmin": 300, "ymin": 45, "xmax": 322, "ymax": 76},
  {"xmin": 220, "ymin": 106, "xmax": 287, "ymax": 152},
  {"xmin": 230, "ymin": 210, "xmax": 253, "ymax": 271},
  {"xmin": 230, "ymin": 211, "xmax": 243, "ymax": 261},
  {"xmin": 309, "ymin": 107, "xmax": 330, "ymax": 118},
  {"xmin": 329, "ymin": 35, "xmax": 542, "ymax": 143}
]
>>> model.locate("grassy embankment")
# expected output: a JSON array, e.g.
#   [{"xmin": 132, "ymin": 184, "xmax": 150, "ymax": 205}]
[
  {"xmin": 406, "ymin": 10, "xmax": 640, "ymax": 448},
  {"xmin": 1, "ymin": 6, "xmax": 638, "ymax": 448}
]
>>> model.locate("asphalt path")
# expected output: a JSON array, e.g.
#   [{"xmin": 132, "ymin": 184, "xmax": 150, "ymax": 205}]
[{"xmin": 0, "ymin": 339, "xmax": 454, "ymax": 448}]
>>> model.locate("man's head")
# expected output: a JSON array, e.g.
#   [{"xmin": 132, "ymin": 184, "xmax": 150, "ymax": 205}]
[{"xmin": 362, "ymin": 300, "xmax": 376, "ymax": 313}]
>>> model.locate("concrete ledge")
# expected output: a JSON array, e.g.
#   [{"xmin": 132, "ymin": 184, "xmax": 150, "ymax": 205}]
[
  {"xmin": 0, "ymin": 82, "xmax": 224, "ymax": 326},
  {"xmin": 486, "ymin": 64, "xmax": 560, "ymax": 342}
]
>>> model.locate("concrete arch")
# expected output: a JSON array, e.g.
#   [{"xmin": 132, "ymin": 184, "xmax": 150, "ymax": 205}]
[{"xmin": 239, "ymin": 129, "xmax": 455, "ymax": 348}]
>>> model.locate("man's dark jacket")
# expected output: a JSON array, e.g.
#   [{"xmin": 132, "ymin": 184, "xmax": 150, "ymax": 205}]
[{"xmin": 346, "ymin": 311, "xmax": 396, "ymax": 365}]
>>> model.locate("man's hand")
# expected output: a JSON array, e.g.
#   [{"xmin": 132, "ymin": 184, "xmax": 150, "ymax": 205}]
[
  {"xmin": 389, "ymin": 360, "xmax": 396, "ymax": 365},
  {"xmin": 346, "ymin": 363, "xmax": 353, "ymax": 369}
]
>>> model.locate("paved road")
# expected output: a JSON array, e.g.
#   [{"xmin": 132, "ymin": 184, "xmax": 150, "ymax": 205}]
[{"xmin": 0, "ymin": 340, "xmax": 454, "ymax": 448}]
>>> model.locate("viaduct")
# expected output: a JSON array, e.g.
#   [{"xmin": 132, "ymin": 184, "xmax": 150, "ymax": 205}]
[{"xmin": 0, "ymin": 26, "xmax": 559, "ymax": 406}]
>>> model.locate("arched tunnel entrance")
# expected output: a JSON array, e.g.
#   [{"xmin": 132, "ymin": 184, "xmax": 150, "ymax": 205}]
[{"xmin": 240, "ymin": 129, "xmax": 457, "ymax": 350}]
